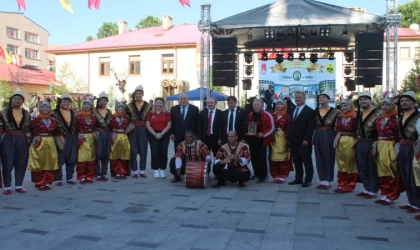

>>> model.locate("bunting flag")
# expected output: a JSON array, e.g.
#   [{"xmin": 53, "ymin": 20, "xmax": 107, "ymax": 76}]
[
  {"xmin": 5, "ymin": 51, "xmax": 13, "ymax": 65},
  {"xmin": 12, "ymin": 54, "xmax": 23, "ymax": 66},
  {"xmin": 179, "ymin": 0, "xmax": 191, "ymax": 7},
  {"xmin": 0, "ymin": 47, "xmax": 5, "ymax": 60},
  {"xmin": 60, "ymin": 0, "xmax": 74, "ymax": 14},
  {"xmin": 88, "ymin": 0, "xmax": 101, "ymax": 10},
  {"xmin": 16, "ymin": 0, "xmax": 26, "ymax": 10}
]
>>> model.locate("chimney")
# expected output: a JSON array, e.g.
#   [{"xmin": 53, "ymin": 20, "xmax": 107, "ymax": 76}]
[
  {"xmin": 118, "ymin": 20, "xmax": 127, "ymax": 35},
  {"xmin": 409, "ymin": 23, "xmax": 420, "ymax": 30},
  {"xmin": 163, "ymin": 15, "xmax": 173, "ymax": 30}
]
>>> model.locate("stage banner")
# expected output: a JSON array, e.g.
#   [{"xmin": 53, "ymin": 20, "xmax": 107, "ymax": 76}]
[{"xmin": 259, "ymin": 59, "xmax": 336, "ymax": 109}]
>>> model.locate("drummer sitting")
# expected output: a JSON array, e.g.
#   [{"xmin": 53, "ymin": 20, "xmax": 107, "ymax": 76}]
[
  {"xmin": 212, "ymin": 131, "xmax": 251, "ymax": 188},
  {"xmin": 169, "ymin": 130, "xmax": 211, "ymax": 183}
]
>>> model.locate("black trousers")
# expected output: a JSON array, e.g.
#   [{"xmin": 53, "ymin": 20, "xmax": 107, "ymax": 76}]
[
  {"xmin": 96, "ymin": 131, "xmax": 111, "ymax": 177},
  {"xmin": 56, "ymin": 135, "xmax": 78, "ymax": 181},
  {"xmin": 248, "ymin": 138, "xmax": 269, "ymax": 180},
  {"xmin": 290, "ymin": 144, "xmax": 314, "ymax": 183},
  {"xmin": 213, "ymin": 163, "xmax": 250, "ymax": 183},
  {"xmin": 173, "ymin": 139, "xmax": 183, "ymax": 153},
  {"xmin": 204, "ymin": 134, "xmax": 221, "ymax": 174},
  {"xmin": 169, "ymin": 157, "xmax": 186, "ymax": 180},
  {"xmin": 1, "ymin": 135, "xmax": 29, "ymax": 187},
  {"xmin": 148, "ymin": 131, "xmax": 170, "ymax": 170}
]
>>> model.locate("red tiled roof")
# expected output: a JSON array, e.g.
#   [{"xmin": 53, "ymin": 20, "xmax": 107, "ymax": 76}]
[
  {"xmin": 47, "ymin": 25, "xmax": 201, "ymax": 53},
  {"xmin": 391, "ymin": 27, "xmax": 420, "ymax": 37},
  {"xmin": 0, "ymin": 63, "xmax": 63, "ymax": 86}
]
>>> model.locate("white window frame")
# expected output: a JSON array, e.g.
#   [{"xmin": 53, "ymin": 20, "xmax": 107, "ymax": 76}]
[
  {"xmin": 25, "ymin": 48, "xmax": 39, "ymax": 60},
  {"xmin": 6, "ymin": 27, "xmax": 19, "ymax": 39},
  {"xmin": 25, "ymin": 32, "xmax": 40, "ymax": 44},
  {"xmin": 7, "ymin": 44, "xmax": 19, "ymax": 55}
]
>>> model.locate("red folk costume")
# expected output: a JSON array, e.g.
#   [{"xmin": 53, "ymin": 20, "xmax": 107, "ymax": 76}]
[
  {"xmin": 270, "ymin": 106, "xmax": 293, "ymax": 182},
  {"xmin": 28, "ymin": 114, "xmax": 59, "ymax": 190},
  {"xmin": 75, "ymin": 110, "xmax": 97, "ymax": 183},
  {"xmin": 334, "ymin": 111, "xmax": 358, "ymax": 192},
  {"xmin": 109, "ymin": 113, "xmax": 131, "ymax": 178},
  {"xmin": 374, "ymin": 112, "xmax": 404, "ymax": 202}
]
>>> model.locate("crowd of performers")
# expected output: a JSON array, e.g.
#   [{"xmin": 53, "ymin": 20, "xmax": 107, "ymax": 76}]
[{"xmin": 0, "ymin": 85, "xmax": 419, "ymax": 221}]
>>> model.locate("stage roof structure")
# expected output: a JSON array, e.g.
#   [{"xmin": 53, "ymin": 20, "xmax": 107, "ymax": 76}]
[{"xmin": 212, "ymin": 0, "xmax": 386, "ymax": 50}]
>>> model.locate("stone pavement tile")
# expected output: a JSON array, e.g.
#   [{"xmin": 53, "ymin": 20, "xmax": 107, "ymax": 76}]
[
  {"xmin": 343, "ymin": 205, "xmax": 373, "ymax": 218},
  {"xmin": 237, "ymin": 213, "xmax": 270, "ymax": 231},
  {"xmin": 224, "ymin": 199, "xmax": 252, "ymax": 213},
  {"xmin": 271, "ymin": 202, "xmax": 297, "ymax": 215},
  {"xmin": 247, "ymin": 201, "xmax": 274, "ymax": 215},
  {"xmin": 48, "ymin": 238, "xmax": 98, "ymax": 250},
  {"xmin": 320, "ymin": 205, "xmax": 347, "ymax": 217},
  {"xmin": 179, "ymin": 197, "xmax": 210, "ymax": 209},
  {"xmin": 259, "ymin": 232, "xmax": 294, "ymax": 250},
  {"xmin": 210, "ymin": 212, "xmax": 245, "ymax": 230},
  {"xmin": 295, "ymin": 216, "xmax": 324, "ymax": 234},
  {"xmin": 276, "ymin": 192, "xmax": 298, "ymax": 203},
  {"xmin": 293, "ymin": 234, "xmax": 327, "ymax": 250},
  {"xmin": 325, "ymin": 235, "xmax": 365, "ymax": 250},
  {"xmin": 224, "ymin": 231, "xmax": 264, "ymax": 250},
  {"xmin": 156, "ymin": 226, "xmax": 206, "ymax": 250},
  {"xmin": 110, "ymin": 220, "xmax": 153, "ymax": 242},
  {"xmin": 296, "ymin": 202, "xmax": 322, "ymax": 216},
  {"xmin": 322, "ymin": 217, "xmax": 355, "ymax": 236},
  {"xmin": 233, "ymin": 189, "xmax": 258, "ymax": 200},
  {"xmin": 253, "ymin": 190, "xmax": 278, "ymax": 201},
  {"xmin": 132, "ymin": 224, "xmax": 179, "ymax": 245},
  {"xmin": 265, "ymin": 215, "xmax": 296, "ymax": 233},
  {"xmin": 1, "ymin": 231, "xmax": 53, "ymax": 250},
  {"xmin": 192, "ymin": 228, "xmax": 235, "ymax": 250},
  {"xmin": 155, "ymin": 207, "xmax": 197, "ymax": 226}
]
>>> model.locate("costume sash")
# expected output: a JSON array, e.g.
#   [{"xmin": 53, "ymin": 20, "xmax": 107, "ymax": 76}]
[{"xmin": 93, "ymin": 109, "xmax": 111, "ymax": 128}]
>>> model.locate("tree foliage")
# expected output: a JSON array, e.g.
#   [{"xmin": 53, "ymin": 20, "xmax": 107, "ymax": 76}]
[
  {"xmin": 56, "ymin": 61, "xmax": 88, "ymax": 93},
  {"xmin": 399, "ymin": 56, "xmax": 420, "ymax": 101},
  {"xmin": 135, "ymin": 15, "xmax": 162, "ymax": 29},
  {"xmin": 86, "ymin": 35, "xmax": 94, "ymax": 41},
  {"xmin": 8, "ymin": 68, "xmax": 27, "ymax": 90},
  {"xmin": 0, "ymin": 79, "xmax": 14, "ymax": 108},
  {"xmin": 97, "ymin": 22, "xmax": 118, "ymax": 39},
  {"xmin": 397, "ymin": 0, "xmax": 420, "ymax": 27}
]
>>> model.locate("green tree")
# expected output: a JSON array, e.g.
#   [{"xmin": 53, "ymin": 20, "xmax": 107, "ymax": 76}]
[
  {"xmin": 0, "ymin": 79, "xmax": 13, "ymax": 108},
  {"xmin": 97, "ymin": 22, "xmax": 118, "ymax": 39},
  {"xmin": 135, "ymin": 15, "xmax": 162, "ymax": 29},
  {"xmin": 57, "ymin": 61, "xmax": 88, "ymax": 93},
  {"xmin": 86, "ymin": 35, "xmax": 94, "ymax": 41},
  {"xmin": 397, "ymin": 0, "xmax": 420, "ymax": 27},
  {"xmin": 399, "ymin": 56, "xmax": 420, "ymax": 101}
]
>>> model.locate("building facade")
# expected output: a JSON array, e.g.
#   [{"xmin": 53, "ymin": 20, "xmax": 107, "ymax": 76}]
[
  {"xmin": 48, "ymin": 16, "xmax": 201, "ymax": 102},
  {"xmin": 0, "ymin": 11, "xmax": 49, "ymax": 69}
]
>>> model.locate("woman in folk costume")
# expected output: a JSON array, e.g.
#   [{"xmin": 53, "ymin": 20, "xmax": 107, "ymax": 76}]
[
  {"xmin": 333, "ymin": 95, "xmax": 358, "ymax": 193},
  {"xmin": 109, "ymin": 100, "xmax": 132, "ymax": 179},
  {"xmin": 28, "ymin": 98, "xmax": 59, "ymax": 191},
  {"xmin": 270, "ymin": 97, "xmax": 293, "ymax": 183},
  {"xmin": 373, "ymin": 92, "xmax": 404, "ymax": 205},
  {"xmin": 75, "ymin": 96, "xmax": 97, "ymax": 184},
  {"xmin": 313, "ymin": 90, "xmax": 341, "ymax": 189},
  {"xmin": 94, "ymin": 91, "xmax": 112, "ymax": 181},
  {"xmin": 0, "ymin": 91, "xmax": 31, "ymax": 195}
]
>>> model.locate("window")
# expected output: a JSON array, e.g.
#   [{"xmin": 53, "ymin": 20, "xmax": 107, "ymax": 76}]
[
  {"xmin": 129, "ymin": 56, "xmax": 141, "ymax": 75},
  {"xmin": 25, "ymin": 48, "xmax": 39, "ymax": 59},
  {"xmin": 162, "ymin": 54, "xmax": 174, "ymax": 74},
  {"xmin": 415, "ymin": 47, "xmax": 420, "ymax": 58},
  {"xmin": 25, "ymin": 32, "xmax": 39, "ymax": 44},
  {"xmin": 7, "ymin": 44, "xmax": 19, "ymax": 55},
  {"xmin": 6, "ymin": 27, "xmax": 19, "ymax": 39},
  {"xmin": 400, "ymin": 47, "xmax": 411, "ymax": 59},
  {"xmin": 99, "ymin": 57, "xmax": 110, "ymax": 76}
]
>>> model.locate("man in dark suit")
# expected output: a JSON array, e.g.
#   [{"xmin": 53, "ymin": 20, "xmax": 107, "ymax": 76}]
[
  {"xmin": 264, "ymin": 85, "xmax": 274, "ymax": 111},
  {"xmin": 198, "ymin": 97, "xmax": 223, "ymax": 158},
  {"xmin": 170, "ymin": 93, "xmax": 200, "ymax": 151},
  {"xmin": 288, "ymin": 91, "xmax": 315, "ymax": 187},
  {"xmin": 221, "ymin": 96, "xmax": 244, "ymax": 143}
]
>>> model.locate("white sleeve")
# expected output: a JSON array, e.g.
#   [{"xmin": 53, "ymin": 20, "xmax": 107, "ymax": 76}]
[
  {"xmin": 239, "ymin": 157, "xmax": 248, "ymax": 166},
  {"xmin": 205, "ymin": 155, "xmax": 211, "ymax": 162},
  {"xmin": 214, "ymin": 159, "xmax": 222, "ymax": 164},
  {"xmin": 175, "ymin": 157, "xmax": 182, "ymax": 169}
]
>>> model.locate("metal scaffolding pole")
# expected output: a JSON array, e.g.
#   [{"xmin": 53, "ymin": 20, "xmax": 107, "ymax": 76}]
[
  {"xmin": 198, "ymin": 4, "xmax": 212, "ymax": 109},
  {"xmin": 385, "ymin": 0, "xmax": 401, "ymax": 92}
]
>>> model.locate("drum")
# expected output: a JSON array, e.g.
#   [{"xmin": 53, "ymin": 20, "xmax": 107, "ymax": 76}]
[{"xmin": 184, "ymin": 161, "xmax": 208, "ymax": 188}]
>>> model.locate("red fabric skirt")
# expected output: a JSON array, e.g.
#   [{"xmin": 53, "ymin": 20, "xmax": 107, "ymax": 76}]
[
  {"xmin": 380, "ymin": 176, "xmax": 405, "ymax": 201},
  {"xmin": 111, "ymin": 160, "xmax": 128, "ymax": 176},
  {"xmin": 337, "ymin": 171, "xmax": 358, "ymax": 192},
  {"xmin": 270, "ymin": 158, "xmax": 293, "ymax": 179},
  {"xmin": 32, "ymin": 170, "xmax": 56, "ymax": 187},
  {"xmin": 76, "ymin": 161, "xmax": 96, "ymax": 180}
]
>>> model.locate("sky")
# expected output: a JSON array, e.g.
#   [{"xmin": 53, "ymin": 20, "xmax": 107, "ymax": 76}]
[{"xmin": 0, "ymin": 0, "xmax": 413, "ymax": 45}]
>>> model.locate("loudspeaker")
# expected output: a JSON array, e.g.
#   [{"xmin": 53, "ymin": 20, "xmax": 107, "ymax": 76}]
[
  {"xmin": 242, "ymin": 79, "xmax": 252, "ymax": 90},
  {"xmin": 212, "ymin": 36, "xmax": 238, "ymax": 87},
  {"xmin": 355, "ymin": 30, "xmax": 384, "ymax": 87},
  {"xmin": 344, "ymin": 78, "xmax": 356, "ymax": 91}
]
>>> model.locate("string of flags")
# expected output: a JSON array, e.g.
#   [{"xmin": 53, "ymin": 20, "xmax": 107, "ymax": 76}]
[
  {"xmin": 16, "ymin": 0, "xmax": 191, "ymax": 13},
  {"xmin": 0, "ymin": 46, "xmax": 23, "ymax": 66}
]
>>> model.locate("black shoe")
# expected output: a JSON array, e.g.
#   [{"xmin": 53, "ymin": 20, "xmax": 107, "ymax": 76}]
[
  {"xmin": 288, "ymin": 180, "xmax": 303, "ymax": 185},
  {"xmin": 238, "ymin": 181, "xmax": 245, "ymax": 187},
  {"xmin": 212, "ymin": 182, "xmax": 226, "ymax": 188},
  {"xmin": 301, "ymin": 182, "xmax": 312, "ymax": 188},
  {"xmin": 250, "ymin": 175, "xmax": 256, "ymax": 181},
  {"xmin": 257, "ymin": 178, "xmax": 265, "ymax": 183}
]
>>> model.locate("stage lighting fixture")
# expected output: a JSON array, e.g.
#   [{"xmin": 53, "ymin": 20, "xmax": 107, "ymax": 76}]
[
  {"xmin": 300, "ymin": 30, "xmax": 306, "ymax": 39},
  {"xmin": 328, "ymin": 52, "xmax": 335, "ymax": 60},
  {"xmin": 265, "ymin": 30, "xmax": 275, "ymax": 39},
  {"xmin": 287, "ymin": 29, "xmax": 294, "ymax": 37},
  {"xmin": 309, "ymin": 53, "xmax": 318, "ymax": 63},
  {"xmin": 344, "ymin": 52, "xmax": 353, "ymax": 63},
  {"xmin": 275, "ymin": 53, "xmax": 284, "ymax": 63},
  {"xmin": 298, "ymin": 53, "xmax": 306, "ymax": 61},
  {"xmin": 248, "ymin": 30, "xmax": 253, "ymax": 40},
  {"xmin": 244, "ymin": 52, "xmax": 253, "ymax": 64},
  {"xmin": 320, "ymin": 28, "xmax": 325, "ymax": 37},
  {"xmin": 341, "ymin": 28, "xmax": 348, "ymax": 36},
  {"xmin": 310, "ymin": 28, "xmax": 317, "ymax": 37},
  {"xmin": 344, "ymin": 66, "xmax": 352, "ymax": 76},
  {"xmin": 261, "ymin": 51, "xmax": 268, "ymax": 61},
  {"xmin": 325, "ymin": 28, "xmax": 331, "ymax": 36},
  {"xmin": 345, "ymin": 78, "xmax": 356, "ymax": 91},
  {"xmin": 276, "ymin": 29, "xmax": 284, "ymax": 38},
  {"xmin": 245, "ymin": 66, "xmax": 253, "ymax": 76},
  {"xmin": 320, "ymin": 27, "xmax": 331, "ymax": 37},
  {"xmin": 287, "ymin": 53, "xmax": 294, "ymax": 61}
]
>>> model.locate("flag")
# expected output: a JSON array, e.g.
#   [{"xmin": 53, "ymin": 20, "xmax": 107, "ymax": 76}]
[
  {"xmin": 5, "ymin": 51, "xmax": 13, "ymax": 64},
  {"xmin": 60, "ymin": 0, "xmax": 74, "ymax": 14},
  {"xmin": 12, "ymin": 55, "xmax": 23, "ymax": 66},
  {"xmin": 17, "ymin": 0, "xmax": 26, "ymax": 10},
  {"xmin": 88, "ymin": 0, "xmax": 101, "ymax": 10},
  {"xmin": 179, "ymin": 0, "xmax": 191, "ymax": 7},
  {"xmin": 0, "ymin": 47, "xmax": 5, "ymax": 60}
]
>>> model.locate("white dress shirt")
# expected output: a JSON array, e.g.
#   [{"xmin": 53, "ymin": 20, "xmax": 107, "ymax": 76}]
[
  {"xmin": 226, "ymin": 108, "xmax": 237, "ymax": 133},
  {"xmin": 293, "ymin": 104, "xmax": 306, "ymax": 119}
]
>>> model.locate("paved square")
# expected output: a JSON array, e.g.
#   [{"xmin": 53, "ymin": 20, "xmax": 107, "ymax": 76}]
[{"xmin": 1, "ymin": 142, "xmax": 419, "ymax": 250}]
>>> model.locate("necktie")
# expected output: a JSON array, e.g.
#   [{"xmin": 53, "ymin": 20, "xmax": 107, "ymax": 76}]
[
  {"xmin": 293, "ymin": 107, "xmax": 299, "ymax": 120},
  {"xmin": 207, "ymin": 110, "xmax": 213, "ymax": 136},
  {"xmin": 181, "ymin": 106, "xmax": 185, "ymax": 121},
  {"xmin": 228, "ymin": 109, "xmax": 234, "ymax": 132}
]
